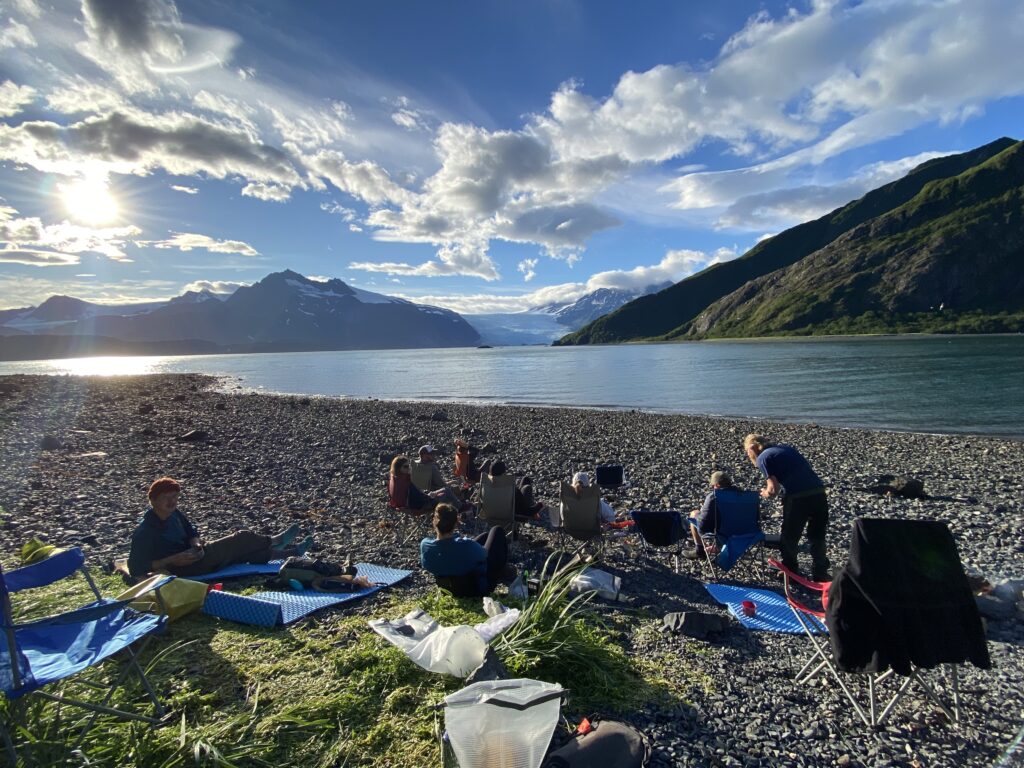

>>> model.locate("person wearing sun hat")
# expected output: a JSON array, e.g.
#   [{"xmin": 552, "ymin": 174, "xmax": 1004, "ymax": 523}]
[{"xmin": 554, "ymin": 471, "xmax": 615, "ymax": 527}]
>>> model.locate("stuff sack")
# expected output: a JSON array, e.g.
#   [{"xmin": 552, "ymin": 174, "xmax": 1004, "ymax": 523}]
[
  {"xmin": 116, "ymin": 575, "xmax": 208, "ymax": 622},
  {"xmin": 278, "ymin": 557, "xmax": 356, "ymax": 588},
  {"xmin": 542, "ymin": 719, "xmax": 650, "ymax": 767}
]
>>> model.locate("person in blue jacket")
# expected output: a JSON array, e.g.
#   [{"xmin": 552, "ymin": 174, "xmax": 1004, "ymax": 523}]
[
  {"xmin": 744, "ymin": 434, "xmax": 830, "ymax": 582},
  {"xmin": 420, "ymin": 504, "xmax": 510, "ymax": 596}
]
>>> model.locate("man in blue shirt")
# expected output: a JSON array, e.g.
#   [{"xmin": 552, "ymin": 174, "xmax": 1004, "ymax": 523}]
[
  {"xmin": 420, "ymin": 504, "xmax": 510, "ymax": 596},
  {"xmin": 744, "ymin": 434, "xmax": 830, "ymax": 582}
]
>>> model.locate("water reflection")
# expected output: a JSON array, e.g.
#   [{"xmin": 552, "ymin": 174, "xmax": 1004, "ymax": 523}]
[{"xmin": 45, "ymin": 356, "xmax": 165, "ymax": 376}]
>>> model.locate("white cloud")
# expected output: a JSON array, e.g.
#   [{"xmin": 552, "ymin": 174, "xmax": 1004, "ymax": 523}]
[
  {"xmin": 0, "ymin": 110, "xmax": 304, "ymax": 186},
  {"xmin": 320, "ymin": 201, "xmax": 358, "ymax": 221},
  {"xmin": 181, "ymin": 279, "xmax": 246, "ymax": 294},
  {"xmin": 44, "ymin": 77, "xmax": 127, "ymax": 114},
  {"xmin": 0, "ymin": 247, "xmax": 79, "ymax": 266},
  {"xmin": 0, "ymin": 18, "xmax": 36, "ymax": 49},
  {"xmin": 141, "ymin": 232, "xmax": 259, "ymax": 256},
  {"xmin": 0, "ymin": 80, "xmax": 35, "ymax": 118},
  {"xmin": 714, "ymin": 150, "xmax": 950, "ymax": 229},
  {"xmin": 241, "ymin": 181, "xmax": 292, "ymax": 202},
  {"xmin": 170, "ymin": 184, "xmax": 198, "ymax": 194},
  {"xmin": 517, "ymin": 258, "xmax": 538, "ymax": 282},
  {"xmin": 392, "ymin": 246, "xmax": 735, "ymax": 313},
  {"xmin": 1, "ymin": 207, "xmax": 141, "ymax": 262}
]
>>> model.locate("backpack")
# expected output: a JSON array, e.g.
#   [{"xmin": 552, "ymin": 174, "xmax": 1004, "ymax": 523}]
[
  {"xmin": 278, "ymin": 557, "xmax": 356, "ymax": 589},
  {"xmin": 542, "ymin": 720, "xmax": 650, "ymax": 767}
]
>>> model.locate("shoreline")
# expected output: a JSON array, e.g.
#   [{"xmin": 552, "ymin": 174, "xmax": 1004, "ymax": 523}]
[{"xmin": 1, "ymin": 373, "xmax": 1022, "ymax": 766}]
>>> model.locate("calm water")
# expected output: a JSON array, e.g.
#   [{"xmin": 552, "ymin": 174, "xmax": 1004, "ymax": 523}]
[{"xmin": 1, "ymin": 336, "xmax": 1022, "ymax": 438}]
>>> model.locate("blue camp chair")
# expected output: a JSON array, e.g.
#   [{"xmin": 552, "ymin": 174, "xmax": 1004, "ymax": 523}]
[
  {"xmin": 631, "ymin": 509, "xmax": 687, "ymax": 573},
  {"xmin": 689, "ymin": 489, "xmax": 768, "ymax": 580},
  {"xmin": 0, "ymin": 548, "xmax": 173, "ymax": 762}
]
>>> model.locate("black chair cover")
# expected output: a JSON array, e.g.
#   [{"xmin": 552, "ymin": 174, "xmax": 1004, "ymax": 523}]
[{"xmin": 825, "ymin": 518, "xmax": 990, "ymax": 675}]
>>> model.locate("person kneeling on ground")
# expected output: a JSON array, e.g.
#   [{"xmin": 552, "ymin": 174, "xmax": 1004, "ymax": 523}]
[
  {"xmin": 128, "ymin": 476, "xmax": 312, "ymax": 581},
  {"xmin": 554, "ymin": 471, "xmax": 617, "ymax": 528},
  {"xmin": 389, "ymin": 455, "xmax": 463, "ymax": 512},
  {"xmin": 489, "ymin": 460, "xmax": 547, "ymax": 522},
  {"xmin": 683, "ymin": 470, "xmax": 736, "ymax": 560},
  {"xmin": 420, "ymin": 503, "xmax": 512, "ymax": 597}
]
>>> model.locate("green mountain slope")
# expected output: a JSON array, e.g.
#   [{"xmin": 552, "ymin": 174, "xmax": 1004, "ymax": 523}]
[
  {"xmin": 555, "ymin": 136, "xmax": 1019, "ymax": 345},
  {"xmin": 673, "ymin": 139, "xmax": 1024, "ymax": 339}
]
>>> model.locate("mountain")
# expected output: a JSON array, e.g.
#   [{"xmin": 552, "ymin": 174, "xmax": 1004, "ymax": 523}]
[
  {"xmin": 678, "ymin": 139, "xmax": 1024, "ymax": 338},
  {"xmin": 0, "ymin": 271, "xmax": 479, "ymax": 357},
  {"xmin": 467, "ymin": 282, "xmax": 671, "ymax": 346},
  {"xmin": 556, "ymin": 136, "xmax": 1020, "ymax": 345},
  {"xmin": 1, "ymin": 295, "xmax": 168, "ymax": 331}
]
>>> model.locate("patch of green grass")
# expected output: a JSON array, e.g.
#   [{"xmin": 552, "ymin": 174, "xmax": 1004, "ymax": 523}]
[{"xmin": 1, "ymin": 564, "xmax": 688, "ymax": 767}]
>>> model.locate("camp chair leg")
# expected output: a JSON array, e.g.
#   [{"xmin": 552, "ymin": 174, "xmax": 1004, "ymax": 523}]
[
  {"xmin": 1, "ymin": 718, "xmax": 17, "ymax": 768},
  {"xmin": 948, "ymin": 664, "xmax": 961, "ymax": 722}
]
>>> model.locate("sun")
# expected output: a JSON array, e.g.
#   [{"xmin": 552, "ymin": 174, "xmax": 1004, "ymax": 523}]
[{"xmin": 60, "ymin": 177, "xmax": 121, "ymax": 225}]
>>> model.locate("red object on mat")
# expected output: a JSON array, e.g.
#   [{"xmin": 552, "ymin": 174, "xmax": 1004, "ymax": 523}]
[{"xmin": 576, "ymin": 717, "xmax": 593, "ymax": 735}]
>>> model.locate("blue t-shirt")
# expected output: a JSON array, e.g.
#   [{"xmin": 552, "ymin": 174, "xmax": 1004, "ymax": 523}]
[
  {"xmin": 420, "ymin": 536, "xmax": 487, "ymax": 592},
  {"xmin": 693, "ymin": 491, "xmax": 719, "ymax": 533},
  {"xmin": 128, "ymin": 508, "xmax": 200, "ymax": 578},
  {"xmin": 756, "ymin": 445, "xmax": 824, "ymax": 495}
]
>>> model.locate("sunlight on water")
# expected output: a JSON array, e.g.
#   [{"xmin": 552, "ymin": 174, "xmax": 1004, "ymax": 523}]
[{"xmin": 45, "ymin": 356, "xmax": 166, "ymax": 376}]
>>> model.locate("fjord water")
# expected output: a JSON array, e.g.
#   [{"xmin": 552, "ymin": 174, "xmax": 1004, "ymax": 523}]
[{"xmin": 2, "ymin": 335, "xmax": 1022, "ymax": 437}]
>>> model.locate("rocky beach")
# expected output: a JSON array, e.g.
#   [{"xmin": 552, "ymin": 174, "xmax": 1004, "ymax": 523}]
[{"xmin": 0, "ymin": 372, "xmax": 1021, "ymax": 767}]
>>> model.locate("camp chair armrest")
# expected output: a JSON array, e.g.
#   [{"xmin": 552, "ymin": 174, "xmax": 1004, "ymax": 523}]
[{"xmin": 768, "ymin": 559, "xmax": 829, "ymax": 592}]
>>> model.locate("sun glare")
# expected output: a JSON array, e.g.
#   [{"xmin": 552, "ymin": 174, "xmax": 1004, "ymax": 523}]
[{"xmin": 60, "ymin": 178, "xmax": 121, "ymax": 225}]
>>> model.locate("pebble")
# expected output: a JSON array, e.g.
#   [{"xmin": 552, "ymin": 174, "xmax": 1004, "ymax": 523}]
[{"xmin": 0, "ymin": 372, "xmax": 1021, "ymax": 768}]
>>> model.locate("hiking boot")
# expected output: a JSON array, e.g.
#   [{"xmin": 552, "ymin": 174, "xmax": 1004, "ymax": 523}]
[{"xmin": 681, "ymin": 547, "xmax": 705, "ymax": 561}]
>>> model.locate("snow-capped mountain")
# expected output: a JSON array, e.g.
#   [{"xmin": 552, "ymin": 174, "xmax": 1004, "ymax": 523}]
[
  {"xmin": 466, "ymin": 281, "xmax": 672, "ymax": 346},
  {"xmin": 0, "ymin": 270, "xmax": 479, "ymax": 354}
]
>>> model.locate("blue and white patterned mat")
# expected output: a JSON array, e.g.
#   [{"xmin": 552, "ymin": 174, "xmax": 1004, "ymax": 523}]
[
  {"xmin": 704, "ymin": 583, "xmax": 826, "ymax": 634},
  {"xmin": 202, "ymin": 563, "xmax": 412, "ymax": 627}
]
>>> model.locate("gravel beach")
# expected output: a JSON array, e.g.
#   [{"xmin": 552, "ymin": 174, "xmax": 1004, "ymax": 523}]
[{"xmin": 1, "ymin": 373, "xmax": 1021, "ymax": 767}]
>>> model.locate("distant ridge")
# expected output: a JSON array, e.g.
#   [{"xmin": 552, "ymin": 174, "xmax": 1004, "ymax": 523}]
[
  {"xmin": 555, "ymin": 136, "xmax": 1020, "ymax": 345},
  {"xmin": 0, "ymin": 270, "xmax": 480, "ymax": 359}
]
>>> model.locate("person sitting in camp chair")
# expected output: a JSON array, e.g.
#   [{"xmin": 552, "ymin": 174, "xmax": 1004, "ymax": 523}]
[
  {"xmin": 554, "ymin": 471, "xmax": 617, "ymax": 527},
  {"xmin": 128, "ymin": 477, "xmax": 313, "ymax": 581},
  {"xmin": 389, "ymin": 455, "xmax": 463, "ymax": 512},
  {"xmin": 411, "ymin": 444, "xmax": 448, "ymax": 492},
  {"xmin": 683, "ymin": 470, "xmax": 734, "ymax": 560},
  {"xmin": 454, "ymin": 438, "xmax": 491, "ymax": 484},
  {"xmin": 488, "ymin": 460, "xmax": 547, "ymax": 522},
  {"xmin": 420, "ymin": 504, "xmax": 513, "ymax": 596}
]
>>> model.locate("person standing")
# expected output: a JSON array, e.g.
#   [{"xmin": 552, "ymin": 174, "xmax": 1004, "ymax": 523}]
[{"xmin": 743, "ymin": 434, "xmax": 830, "ymax": 582}]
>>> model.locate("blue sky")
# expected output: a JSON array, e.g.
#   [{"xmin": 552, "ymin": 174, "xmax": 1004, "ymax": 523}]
[{"xmin": 1, "ymin": 0, "xmax": 1023, "ymax": 312}]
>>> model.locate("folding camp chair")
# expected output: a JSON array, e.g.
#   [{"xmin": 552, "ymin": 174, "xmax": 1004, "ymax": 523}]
[
  {"xmin": 690, "ymin": 489, "xmax": 769, "ymax": 580},
  {"xmin": 385, "ymin": 495, "xmax": 429, "ymax": 546},
  {"xmin": 769, "ymin": 517, "xmax": 990, "ymax": 727},
  {"xmin": 0, "ymin": 548, "xmax": 173, "ymax": 763},
  {"xmin": 558, "ymin": 481, "xmax": 605, "ymax": 556},
  {"xmin": 630, "ymin": 509, "xmax": 687, "ymax": 573},
  {"xmin": 479, "ymin": 473, "xmax": 517, "ymax": 539},
  {"xmin": 594, "ymin": 464, "xmax": 626, "ymax": 490}
]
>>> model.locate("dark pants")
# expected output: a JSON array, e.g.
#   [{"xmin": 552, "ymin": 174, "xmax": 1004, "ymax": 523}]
[
  {"xmin": 513, "ymin": 477, "xmax": 538, "ymax": 519},
  {"xmin": 475, "ymin": 526, "xmax": 509, "ymax": 589},
  {"xmin": 170, "ymin": 530, "xmax": 276, "ymax": 577},
  {"xmin": 780, "ymin": 491, "xmax": 830, "ymax": 580}
]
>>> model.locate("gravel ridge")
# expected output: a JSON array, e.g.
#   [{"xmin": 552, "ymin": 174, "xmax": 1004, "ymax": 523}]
[{"xmin": 1, "ymin": 373, "xmax": 1021, "ymax": 768}]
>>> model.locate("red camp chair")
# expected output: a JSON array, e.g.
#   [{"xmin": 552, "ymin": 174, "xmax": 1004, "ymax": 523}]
[
  {"xmin": 386, "ymin": 476, "xmax": 429, "ymax": 546},
  {"xmin": 770, "ymin": 558, "xmax": 963, "ymax": 727}
]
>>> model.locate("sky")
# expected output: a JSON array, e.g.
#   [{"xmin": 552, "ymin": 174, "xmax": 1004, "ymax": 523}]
[{"xmin": 1, "ymin": 0, "xmax": 1023, "ymax": 313}]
